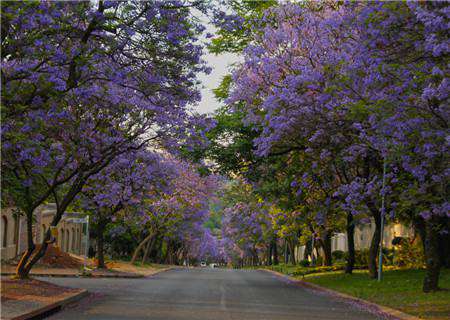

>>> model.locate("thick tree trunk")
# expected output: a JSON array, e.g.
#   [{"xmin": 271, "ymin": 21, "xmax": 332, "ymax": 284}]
[
  {"xmin": 253, "ymin": 247, "xmax": 259, "ymax": 266},
  {"xmin": 345, "ymin": 213, "xmax": 356, "ymax": 274},
  {"xmin": 155, "ymin": 240, "xmax": 163, "ymax": 264},
  {"xmin": 423, "ymin": 219, "xmax": 441, "ymax": 292},
  {"xmin": 438, "ymin": 217, "xmax": 450, "ymax": 269},
  {"xmin": 413, "ymin": 216, "xmax": 427, "ymax": 253},
  {"xmin": 15, "ymin": 210, "xmax": 36, "ymax": 279},
  {"xmin": 288, "ymin": 239, "xmax": 296, "ymax": 265},
  {"xmin": 321, "ymin": 230, "xmax": 333, "ymax": 267},
  {"xmin": 267, "ymin": 243, "xmax": 272, "ymax": 266},
  {"xmin": 131, "ymin": 231, "xmax": 155, "ymax": 264},
  {"xmin": 304, "ymin": 239, "xmax": 311, "ymax": 260},
  {"xmin": 96, "ymin": 220, "xmax": 107, "ymax": 269},
  {"xmin": 272, "ymin": 238, "xmax": 279, "ymax": 265},
  {"xmin": 142, "ymin": 235, "xmax": 156, "ymax": 264},
  {"xmin": 16, "ymin": 207, "xmax": 63, "ymax": 279},
  {"xmin": 164, "ymin": 241, "xmax": 173, "ymax": 264},
  {"xmin": 15, "ymin": 174, "xmax": 90, "ymax": 279},
  {"xmin": 368, "ymin": 207, "xmax": 381, "ymax": 279},
  {"xmin": 284, "ymin": 239, "xmax": 289, "ymax": 264}
]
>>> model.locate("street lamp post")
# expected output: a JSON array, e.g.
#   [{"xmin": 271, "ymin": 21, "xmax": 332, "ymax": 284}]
[{"xmin": 84, "ymin": 215, "xmax": 90, "ymax": 272}]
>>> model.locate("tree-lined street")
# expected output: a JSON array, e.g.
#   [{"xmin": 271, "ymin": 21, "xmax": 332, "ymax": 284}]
[
  {"xmin": 44, "ymin": 268, "xmax": 379, "ymax": 320},
  {"xmin": 1, "ymin": 1, "xmax": 448, "ymax": 319}
]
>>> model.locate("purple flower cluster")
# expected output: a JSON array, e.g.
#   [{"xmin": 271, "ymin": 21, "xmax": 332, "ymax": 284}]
[{"xmin": 228, "ymin": 1, "xmax": 448, "ymax": 226}]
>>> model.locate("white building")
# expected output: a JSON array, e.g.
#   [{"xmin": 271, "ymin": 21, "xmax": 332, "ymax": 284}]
[{"xmin": 295, "ymin": 221, "xmax": 414, "ymax": 261}]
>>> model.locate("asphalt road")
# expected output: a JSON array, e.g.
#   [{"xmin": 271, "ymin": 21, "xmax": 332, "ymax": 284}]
[{"xmin": 43, "ymin": 268, "xmax": 381, "ymax": 320}]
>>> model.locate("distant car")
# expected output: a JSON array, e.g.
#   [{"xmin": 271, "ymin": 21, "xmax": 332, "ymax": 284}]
[{"xmin": 200, "ymin": 261, "xmax": 207, "ymax": 267}]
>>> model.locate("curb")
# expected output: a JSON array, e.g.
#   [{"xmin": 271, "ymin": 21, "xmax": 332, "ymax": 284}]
[
  {"xmin": 1, "ymin": 267, "xmax": 174, "ymax": 279},
  {"xmin": 144, "ymin": 267, "xmax": 173, "ymax": 278},
  {"xmin": 259, "ymin": 269, "xmax": 421, "ymax": 320},
  {"xmin": 7, "ymin": 289, "xmax": 89, "ymax": 320},
  {"xmin": 1, "ymin": 272, "xmax": 144, "ymax": 279}
]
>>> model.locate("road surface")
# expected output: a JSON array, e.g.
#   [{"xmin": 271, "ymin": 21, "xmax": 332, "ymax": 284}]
[{"xmin": 44, "ymin": 268, "xmax": 381, "ymax": 320}]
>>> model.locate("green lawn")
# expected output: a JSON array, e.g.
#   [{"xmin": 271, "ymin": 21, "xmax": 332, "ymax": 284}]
[{"xmin": 301, "ymin": 269, "xmax": 450, "ymax": 320}]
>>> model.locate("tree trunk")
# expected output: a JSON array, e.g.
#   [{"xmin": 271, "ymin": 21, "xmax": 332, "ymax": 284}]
[
  {"xmin": 16, "ymin": 206, "xmax": 64, "ymax": 279},
  {"xmin": 437, "ymin": 217, "xmax": 450, "ymax": 269},
  {"xmin": 321, "ymin": 230, "xmax": 333, "ymax": 267},
  {"xmin": 131, "ymin": 231, "xmax": 155, "ymax": 264},
  {"xmin": 413, "ymin": 216, "xmax": 427, "ymax": 253},
  {"xmin": 163, "ymin": 240, "xmax": 172, "ymax": 264},
  {"xmin": 15, "ymin": 174, "xmax": 90, "ymax": 279},
  {"xmin": 96, "ymin": 220, "xmax": 107, "ymax": 269},
  {"xmin": 304, "ymin": 239, "xmax": 311, "ymax": 260},
  {"xmin": 368, "ymin": 208, "xmax": 381, "ymax": 279},
  {"xmin": 345, "ymin": 213, "xmax": 356, "ymax": 274},
  {"xmin": 15, "ymin": 210, "xmax": 36, "ymax": 279},
  {"xmin": 272, "ymin": 238, "xmax": 279, "ymax": 265},
  {"xmin": 267, "ymin": 243, "xmax": 272, "ymax": 266},
  {"xmin": 142, "ymin": 235, "xmax": 156, "ymax": 264},
  {"xmin": 271, "ymin": 236, "xmax": 280, "ymax": 265},
  {"xmin": 284, "ymin": 239, "xmax": 289, "ymax": 264},
  {"xmin": 423, "ymin": 219, "xmax": 441, "ymax": 292},
  {"xmin": 252, "ymin": 247, "xmax": 259, "ymax": 266},
  {"xmin": 287, "ymin": 240, "xmax": 296, "ymax": 264}
]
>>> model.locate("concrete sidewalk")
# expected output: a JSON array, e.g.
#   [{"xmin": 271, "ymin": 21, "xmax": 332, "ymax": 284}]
[{"xmin": 1, "ymin": 277, "xmax": 88, "ymax": 320}]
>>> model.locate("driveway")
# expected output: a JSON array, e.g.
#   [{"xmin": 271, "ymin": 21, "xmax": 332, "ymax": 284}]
[{"xmin": 43, "ymin": 268, "xmax": 380, "ymax": 319}]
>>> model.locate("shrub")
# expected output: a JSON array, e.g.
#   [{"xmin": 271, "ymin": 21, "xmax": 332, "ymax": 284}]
[
  {"xmin": 393, "ymin": 238, "xmax": 425, "ymax": 268},
  {"xmin": 299, "ymin": 259, "xmax": 310, "ymax": 267},
  {"xmin": 354, "ymin": 249, "xmax": 370, "ymax": 265},
  {"xmin": 332, "ymin": 250, "xmax": 345, "ymax": 261},
  {"xmin": 382, "ymin": 248, "xmax": 395, "ymax": 266},
  {"xmin": 315, "ymin": 255, "xmax": 324, "ymax": 266}
]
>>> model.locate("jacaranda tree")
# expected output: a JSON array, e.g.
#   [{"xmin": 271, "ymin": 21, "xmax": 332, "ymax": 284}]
[
  {"xmin": 1, "ymin": 0, "xmax": 211, "ymax": 278},
  {"xmin": 226, "ymin": 1, "xmax": 448, "ymax": 291}
]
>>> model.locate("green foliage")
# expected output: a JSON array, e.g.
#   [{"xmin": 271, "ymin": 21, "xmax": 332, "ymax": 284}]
[
  {"xmin": 332, "ymin": 250, "xmax": 345, "ymax": 261},
  {"xmin": 299, "ymin": 259, "xmax": 310, "ymax": 267},
  {"xmin": 267, "ymin": 263, "xmax": 366, "ymax": 277},
  {"xmin": 345, "ymin": 249, "xmax": 370, "ymax": 266},
  {"xmin": 393, "ymin": 239, "xmax": 425, "ymax": 268},
  {"xmin": 212, "ymin": 75, "xmax": 232, "ymax": 102},
  {"xmin": 208, "ymin": 0, "xmax": 277, "ymax": 54}
]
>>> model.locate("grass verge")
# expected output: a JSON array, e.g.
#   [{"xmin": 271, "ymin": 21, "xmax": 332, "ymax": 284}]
[{"xmin": 300, "ymin": 268, "xmax": 450, "ymax": 320}]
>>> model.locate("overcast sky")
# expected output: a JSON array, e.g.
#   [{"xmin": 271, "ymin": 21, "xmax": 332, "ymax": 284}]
[
  {"xmin": 194, "ymin": 51, "xmax": 240, "ymax": 114},
  {"xmin": 191, "ymin": 8, "xmax": 241, "ymax": 115}
]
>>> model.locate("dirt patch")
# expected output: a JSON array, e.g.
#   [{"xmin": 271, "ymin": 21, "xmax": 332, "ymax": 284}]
[
  {"xmin": 1, "ymin": 278, "xmax": 78, "ymax": 299},
  {"xmin": 105, "ymin": 261, "xmax": 165, "ymax": 276},
  {"xmin": 5, "ymin": 245, "xmax": 90, "ymax": 270},
  {"xmin": 36, "ymin": 245, "xmax": 85, "ymax": 268}
]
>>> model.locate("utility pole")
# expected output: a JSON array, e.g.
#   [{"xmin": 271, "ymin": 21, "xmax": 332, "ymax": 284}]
[
  {"xmin": 378, "ymin": 157, "xmax": 387, "ymax": 282},
  {"xmin": 84, "ymin": 215, "xmax": 90, "ymax": 272}
]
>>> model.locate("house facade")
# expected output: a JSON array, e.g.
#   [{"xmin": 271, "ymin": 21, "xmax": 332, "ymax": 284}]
[
  {"xmin": 1, "ymin": 204, "xmax": 85, "ymax": 261},
  {"xmin": 295, "ymin": 221, "xmax": 414, "ymax": 261}
]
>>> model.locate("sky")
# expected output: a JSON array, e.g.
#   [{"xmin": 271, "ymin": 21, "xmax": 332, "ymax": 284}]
[
  {"xmin": 194, "ymin": 52, "xmax": 240, "ymax": 115},
  {"xmin": 192, "ymin": 8, "xmax": 241, "ymax": 115}
]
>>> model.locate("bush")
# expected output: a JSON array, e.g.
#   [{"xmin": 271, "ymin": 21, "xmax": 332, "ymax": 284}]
[
  {"xmin": 393, "ymin": 238, "xmax": 424, "ymax": 268},
  {"xmin": 354, "ymin": 249, "xmax": 370, "ymax": 265},
  {"xmin": 332, "ymin": 250, "xmax": 345, "ymax": 261},
  {"xmin": 382, "ymin": 248, "xmax": 395, "ymax": 266},
  {"xmin": 299, "ymin": 259, "xmax": 310, "ymax": 267},
  {"xmin": 315, "ymin": 255, "xmax": 324, "ymax": 266}
]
